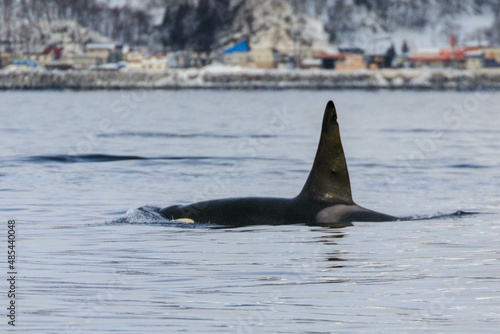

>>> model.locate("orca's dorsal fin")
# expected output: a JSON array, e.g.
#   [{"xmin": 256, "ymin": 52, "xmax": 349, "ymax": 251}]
[{"xmin": 298, "ymin": 101, "xmax": 353, "ymax": 203}]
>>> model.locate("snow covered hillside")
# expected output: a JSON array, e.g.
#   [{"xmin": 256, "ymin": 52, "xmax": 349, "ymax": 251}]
[
  {"xmin": 0, "ymin": 20, "xmax": 112, "ymax": 53},
  {"xmin": 216, "ymin": 0, "xmax": 331, "ymax": 51},
  {"xmin": 1, "ymin": 0, "xmax": 499, "ymax": 52}
]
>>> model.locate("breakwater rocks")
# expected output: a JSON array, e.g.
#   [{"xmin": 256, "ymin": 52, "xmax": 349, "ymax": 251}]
[{"xmin": 1, "ymin": 66, "xmax": 500, "ymax": 90}]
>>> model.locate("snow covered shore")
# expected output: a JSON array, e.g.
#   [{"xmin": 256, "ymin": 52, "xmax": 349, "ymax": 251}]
[{"xmin": 1, "ymin": 66, "xmax": 500, "ymax": 90}]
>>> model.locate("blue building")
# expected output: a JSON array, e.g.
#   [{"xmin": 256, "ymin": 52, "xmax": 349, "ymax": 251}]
[{"xmin": 224, "ymin": 41, "xmax": 249, "ymax": 54}]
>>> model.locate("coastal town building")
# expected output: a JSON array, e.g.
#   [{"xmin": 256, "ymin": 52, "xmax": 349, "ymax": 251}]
[
  {"xmin": 301, "ymin": 58, "xmax": 322, "ymax": 69},
  {"xmin": 142, "ymin": 54, "xmax": 168, "ymax": 71},
  {"xmin": 1, "ymin": 59, "xmax": 36, "ymax": 71},
  {"xmin": 318, "ymin": 53, "xmax": 344, "ymax": 69},
  {"xmin": 190, "ymin": 52, "xmax": 211, "ymax": 68},
  {"xmin": 124, "ymin": 49, "xmax": 168, "ymax": 71},
  {"xmin": 481, "ymin": 47, "xmax": 500, "ymax": 67},
  {"xmin": 407, "ymin": 48, "xmax": 467, "ymax": 69},
  {"xmin": 0, "ymin": 52, "xmax": 13, "ymax": 68},
  {"xmin": 249, "ymin": 49, "xmax": 275, "ymax": 69},
  {"xmin": 43, "ymin": 45, "xmax": 64, "ymax": 61},
  {"xmin": 125, "ymin": 51, "xmax": 144, "ymax": 70},
  {"xmin": 164, "ymin": 51, "xmax": 211, "ymax": 69},
  {"xmin": 224, "ymin": 41, "xmax": 250, "ymax": 67},
  {"xmin": 403, "ymin": 37, "xmax": 500, "ymax": 71},
  {"xmin": 466, "ymin": 50, "xmax": 483, "ymax": 70},
  {"xmin": 85, "ymin": 43, "xmax": 123, "ymax": 66},
  {"xmin": 335, "ymin": 54, "xmax": 366, "ymax": 71},
  {"xmin": 224, "ymin": 52, "xmax": 248, "ymax": 67},
  {"xmin": 365, "ymin": 55, "xmax": 385, "ymax": 69},
  {"xmin": 62, "ymin": 50, "xmax": 96, "ymax": 70},
  {"xmin": 23, "ymin": 52, "xmax": 53, "ymax": 67},
  {"xmin": 316, "ymin": 50, "xmax": 367, "ymax": 71}
]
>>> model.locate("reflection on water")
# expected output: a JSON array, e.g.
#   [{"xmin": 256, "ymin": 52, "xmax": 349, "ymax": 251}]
[{"xmin": 1, "ymin": 90, "xmax": 499, "ymax": 333}]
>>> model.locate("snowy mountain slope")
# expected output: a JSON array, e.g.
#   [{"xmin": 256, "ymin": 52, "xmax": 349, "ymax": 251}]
[
  {"xmin": 1, "ymin": 0, "xmax": 498, "ymax": 52},
  {"xmin": 338, "ymin": 0, "xmax": 496, "ymax": 52},
  {"xmin": 0, "ymin": 20, "xmax": 113, "ymax": 53},
  {"xmin": 117, "ymin": 0, "xmax": 499, "ymax": 51},
  {"xmin": 216, "ymin": 0, "xmax": 331, "ymax": 51}
]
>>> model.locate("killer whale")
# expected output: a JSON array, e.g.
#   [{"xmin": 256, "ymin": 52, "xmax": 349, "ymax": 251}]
[{"xmin": 159, "ymin": 101, "xmax": 398, "ymax": 227}]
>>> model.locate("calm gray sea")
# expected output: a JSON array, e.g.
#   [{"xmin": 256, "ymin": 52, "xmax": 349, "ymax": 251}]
[{"xmin": 1, "ymin": 90, "xmax": 499, "ymax": 333}]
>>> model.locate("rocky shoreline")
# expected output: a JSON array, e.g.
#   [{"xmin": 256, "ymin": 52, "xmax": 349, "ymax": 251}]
[{"xmin": 1, "ymin": 67, "xmax": 500, "ymax": 90}]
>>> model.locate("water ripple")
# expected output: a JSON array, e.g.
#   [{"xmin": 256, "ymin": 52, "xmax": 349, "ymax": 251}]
[
  {"xmin": 23, "ymin": 154, "xmax": 293, "ymax": 164},
  {"xmin": 98, "ymin": 131, "xmax": 281, "ymax": 139}
]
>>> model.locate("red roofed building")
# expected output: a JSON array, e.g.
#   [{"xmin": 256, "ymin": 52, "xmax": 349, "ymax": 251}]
[
  {"xmin": 408, "ymin": 47, "xmax": 478, "ymax": 69},
  {"xmin": 43, "ymin": 45, "xmax": 63, "ymax": 60},
  {"xmin": 317, "ymin": 52, "xmax": 345, "ymax": 69}
]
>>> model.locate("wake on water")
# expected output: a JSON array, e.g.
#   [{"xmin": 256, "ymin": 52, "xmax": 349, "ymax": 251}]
[{"xmin": 109, "ymin": 206, "xmax": 220, "ymax": 228}]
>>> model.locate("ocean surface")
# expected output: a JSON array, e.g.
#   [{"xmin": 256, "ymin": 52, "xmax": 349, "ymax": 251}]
[{"xmin": 1, "ymin": 90, "xmax": 499, "ymax": 333}]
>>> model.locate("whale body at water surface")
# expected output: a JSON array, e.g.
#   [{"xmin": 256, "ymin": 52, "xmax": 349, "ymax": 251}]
[{"xmin": 159, "ymin": 101, "xmax": 398, "ymax": 227}]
